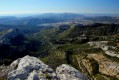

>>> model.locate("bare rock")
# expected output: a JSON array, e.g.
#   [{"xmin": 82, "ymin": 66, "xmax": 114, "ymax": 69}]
[
  {"xmin": 8, "ymin": 55, "xmax": 58, "ymax": 80},
  {"xmin": 87, "ymin": 54, "xmax": 119, "ymax": 78},
  {"xmin": 8, "ymin": 55, "xmax": 88, "ymax": 80},
  {"xmin": 56, "ymin": 64, "xmax": 88, "ymax": 80}
]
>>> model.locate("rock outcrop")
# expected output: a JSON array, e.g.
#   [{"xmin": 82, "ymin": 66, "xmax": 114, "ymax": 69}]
[
  {"xmin": 87, "ymin": 54, "xmax": 119, "ymax": 78},
  {"xmin": 8, "ymin": 55, "xmax": 88, "ymax": 80},
  {"xmin": 8, "ymin": 55, "xmax": 58, "ymax": 80},
  {"xmin": 88, "ymin": 41, "xmax": 119, "ymax": 59},
  {"xmin": 56, "ymin": 64, "xmax": 88, "ymax": 80}
]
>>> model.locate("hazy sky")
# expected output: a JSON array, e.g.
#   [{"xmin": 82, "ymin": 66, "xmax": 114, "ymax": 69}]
[{"xmin": 0, "ymin": 0, "xmax": 119, "ymax": 15}]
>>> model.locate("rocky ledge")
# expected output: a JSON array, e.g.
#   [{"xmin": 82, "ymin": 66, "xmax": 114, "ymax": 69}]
[{"xmin": 7, "ymin": 55, "xmax": 88, "ymax": 80}]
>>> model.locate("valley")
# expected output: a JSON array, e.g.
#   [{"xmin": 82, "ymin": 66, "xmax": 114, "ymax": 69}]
[{"xmin": 0, "ymin": 13, "xmax": 119, "ymax": 80}]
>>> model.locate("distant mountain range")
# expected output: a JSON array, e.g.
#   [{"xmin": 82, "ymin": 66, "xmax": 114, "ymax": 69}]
[
  {"xmin": 0, "ymin": 13, "xmax": 118, "ymax": 26},
  {"xmin": 0, "ymin": 13, "xmax": 119, "ymax": 34},
  {"xmin": 0, "ymin": 13, "xmax": 83, "ymax": 25}
]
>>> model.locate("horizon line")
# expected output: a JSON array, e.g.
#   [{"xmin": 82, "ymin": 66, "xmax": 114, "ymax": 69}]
[{"xmin": 0, "ymin": 12, "xmax": 119, "ymax": 17}]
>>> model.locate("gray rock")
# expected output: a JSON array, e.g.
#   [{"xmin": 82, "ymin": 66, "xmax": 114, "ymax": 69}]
[
  {"xmin": 56, "ymin": 64, "xmax": 88, "ymax": 80},
  {"xmin": 8, "ymin": 55, "xmax": 88, "ymax": 80},
  {"xmin": 8, "ymin": 55, "xmax": 58, "ymax": 80},
  {"xmin": 27, "ymin": 70, "xmax": 39, "ymax": 80}
]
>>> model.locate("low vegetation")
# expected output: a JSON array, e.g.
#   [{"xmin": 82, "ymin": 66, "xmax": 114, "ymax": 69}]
[{"xmin": 1, "ymin": 23, "xmax": 119, "ymax": 80}]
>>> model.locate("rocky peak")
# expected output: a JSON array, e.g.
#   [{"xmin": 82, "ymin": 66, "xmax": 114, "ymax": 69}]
[{"xmin": 7, "ymin": 55, "xmax": 88, "ymax": 80}]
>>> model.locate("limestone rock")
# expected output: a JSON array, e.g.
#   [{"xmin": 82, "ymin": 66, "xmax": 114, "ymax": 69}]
[
  {"xmin": 8, "ymin": 55, "xmax": 58, "ymax": 80},
  {"xmin": 8, "ymin": 55, "xmax": 88, "ymax": 80},
  {"xmin": 56, "ymin": 64, "xmax": 88, "ymax": 80},
  {"xmin": 87, "ymin": 54, "xmax": 119, "ymax": 78},
  {"xmin": 82, "ymin": 59, "xmax": 93, "ymax": 75}
]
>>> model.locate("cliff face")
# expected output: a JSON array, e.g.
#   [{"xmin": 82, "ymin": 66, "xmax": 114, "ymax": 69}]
[
  {"xmin": 7, "ymin": 55, "xmax": 88, "ymax": 80},
  {"xmin": 87, "ymin": 54, "xmax": 119, "ymax": 78}
]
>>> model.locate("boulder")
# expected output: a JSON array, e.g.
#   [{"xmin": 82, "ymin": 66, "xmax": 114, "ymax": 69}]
[
  {"xmin": 8, "ymin": 55, "xmax": 58, "ymax": 80},
  {"xmin": 56, "ymin": 64, "xmax": 88, "ymax": 80},
  {"xmin": 8, "ymin": 55, "xmax": 88, "ymax": 80}
]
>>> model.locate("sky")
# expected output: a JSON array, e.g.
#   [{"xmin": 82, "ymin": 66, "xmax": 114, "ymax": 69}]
[{"xmin": 0, "ymin": 0, "xmax": 119, "ymax": 15}]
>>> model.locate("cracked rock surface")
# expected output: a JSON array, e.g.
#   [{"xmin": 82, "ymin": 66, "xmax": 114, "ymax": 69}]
[{"xmin": 8, "ymin": 55, "xmax": 88, "ymax": 80}]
